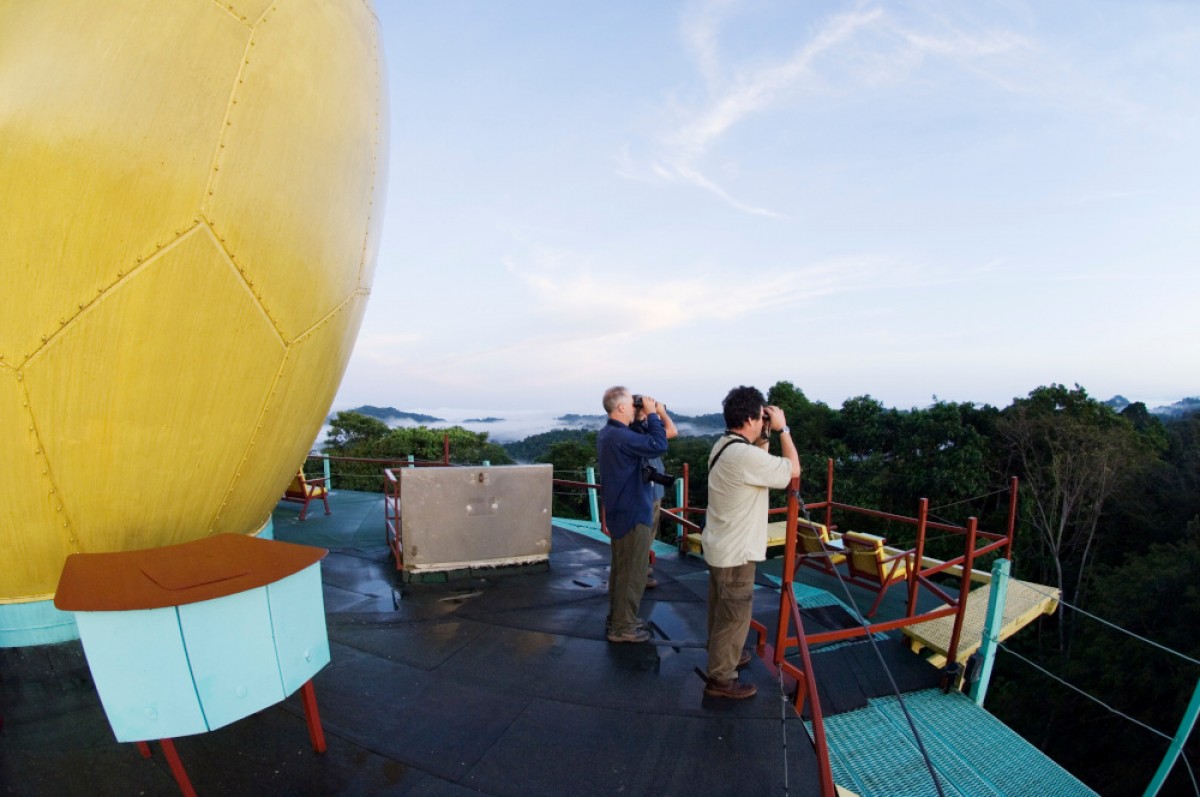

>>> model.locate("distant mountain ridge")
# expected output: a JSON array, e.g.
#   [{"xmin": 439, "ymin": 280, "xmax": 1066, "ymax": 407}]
[
  {"xmin": 338, "ymin": 405, "xmax": 445, "ymax": 424},
  {"xmin": 1104, "ymin": 395, "xmax": 1200, "ymax": 418},
  {"xmin": 551, "ymin": 412, "xmax": 725, "ymax": 435}
]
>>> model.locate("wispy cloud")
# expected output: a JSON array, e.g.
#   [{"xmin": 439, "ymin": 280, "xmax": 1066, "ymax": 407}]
[
  {"xmin": 503, "ymin": 246, "xmax": 889, "ymax": 338},
  {"xmin": 628, "ymin": 3, "xmax": 1035, "ymax": 217},
  {"xmin": 646, "ymin": 6, "xmax": 885, "ymax": 217},
  {"xmin": 671, "ymin": 8, "xmax": 884, "ymax": 158}
]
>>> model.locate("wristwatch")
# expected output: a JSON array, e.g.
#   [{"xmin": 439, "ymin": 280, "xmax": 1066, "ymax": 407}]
[{"xmin": 780, "ymin": 426, "xmax": 790, "ymax": 434}]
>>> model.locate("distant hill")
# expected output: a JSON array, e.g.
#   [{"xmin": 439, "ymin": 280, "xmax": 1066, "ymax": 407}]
[
  {"xmin": 549, "ymin": 411, "xmax": 724, "ymax": 435},
  {"xmin": 555, "ymin": 413, "xmax": 605, "ymax": 427},
  {"xmin": 340, "ymin": 405, "xmax": 445, "ymax": 424},
  {"xmin": 1104, "ymin": 396, "xmax": 1200, "ymax": 418},
  {"xmin": 503, "ymin": 428, "xmax": 594, "ymax": 463},
  {"xmin": 674, "ymin": 412, "xmax": 724, "ymax": 435},
  {"xmin": 1154, "ymin": 397, "xmax": 1200, "ymax": 417}
]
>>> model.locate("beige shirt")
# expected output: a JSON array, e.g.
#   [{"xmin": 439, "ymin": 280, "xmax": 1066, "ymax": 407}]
[{"xmin": 702, "ymin": 434, "xmax": 794, "ymax": 568}]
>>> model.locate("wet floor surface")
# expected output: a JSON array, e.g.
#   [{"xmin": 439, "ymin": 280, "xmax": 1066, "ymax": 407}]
[{"xmin": 1, "ymin": 495, "xmax": 940, "ymax": 796}]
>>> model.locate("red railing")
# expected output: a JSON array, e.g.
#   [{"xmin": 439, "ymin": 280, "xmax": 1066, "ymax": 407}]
[
  {"xmin": 659, "ymin": 456, "xmax": 1018, "ymax": 797},
  {"xmin": 766, "ymin": 462, "xmax": 1017, "ymax": 797}
]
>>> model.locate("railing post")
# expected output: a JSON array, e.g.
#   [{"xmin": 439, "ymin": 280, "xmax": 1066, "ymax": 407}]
[
  {"xmin": 1005, "ymin": 477, "xmax": 1018, "ymax": 560},
  {"xmin": 824, "ymin": 458, "xmax": 834, "ymax": 529},
  {"xmin": 1144, "ymin": 677, "xmax": 1200, "ymax": 796},
  {"xmin": 970, "ymin": 558, "xmax": 1010, "ymax": 706},
  {"xmin": 946, "ymin": 516, "xmax": 978, "ymax": 666},
  {"xmin": 586, "ymin": 466, "xmax": 600, "ymax": 525},
  {"xmin": 774, "ymin": 476, "xmax": 801, "ymax": 662},
  {"xmin": 442, "ymin": 432, "xmax": 450, "ymax": 465},
  {"xmin": 407, "ymin": 454, "xmax": 415, "ymax": 468},
  {"xmin": 322, "ymin": 455, "xmax": 332, "ymax": 492},
  {"xmin": 673, "ymin": 473, "xmax": 684, "ymax": 543},
  {"xmin": 908, "ymin": 498, "xmax": 928, "ymax": 619}
]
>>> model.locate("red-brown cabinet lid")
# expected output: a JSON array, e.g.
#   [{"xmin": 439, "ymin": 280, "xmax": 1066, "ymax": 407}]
[{"xmin": 54, "ymin": 534, "xmax": 327, "ymax": 611}]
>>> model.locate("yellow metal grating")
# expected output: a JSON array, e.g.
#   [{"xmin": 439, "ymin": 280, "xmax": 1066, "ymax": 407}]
[{"xmin": 902, "ymin": 578, "xmax": 1060, "ymax": 666}]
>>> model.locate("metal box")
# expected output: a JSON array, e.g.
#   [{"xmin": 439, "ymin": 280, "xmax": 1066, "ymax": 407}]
[{"xmin": 397, "ymin": 464, "xmax": 553, "ymax": 573}]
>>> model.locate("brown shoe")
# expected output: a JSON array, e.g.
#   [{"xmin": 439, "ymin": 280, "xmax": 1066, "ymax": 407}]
[
  {"xmin": 607, "ymin": 626, "xmax": 651, "ymax": 643},
  {"xmin": 704, "ymin": 677, "xmax": 757, "ymax": 699},
  {"xmin": 737, "ymin": 649, "xmax": 752, "ymax": 669}
]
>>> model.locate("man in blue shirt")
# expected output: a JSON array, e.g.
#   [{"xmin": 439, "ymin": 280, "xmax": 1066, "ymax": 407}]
[{"xmin": 596, "ymin": 386, "xmax": 668, "ymax": 643}]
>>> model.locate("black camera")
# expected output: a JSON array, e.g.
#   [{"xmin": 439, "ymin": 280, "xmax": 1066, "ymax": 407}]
[
  {"xmin": 632, "ymin": 394, "xmax": 644, "ymax": 409},
  {"xmin": 644, "ymin": 465, "xmax": 676, "ymax": 487}
]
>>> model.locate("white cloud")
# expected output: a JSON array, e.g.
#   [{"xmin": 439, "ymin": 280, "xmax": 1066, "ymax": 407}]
[{"xmin": 504, "ymin": 245, "xmax": 891, "ymax": 337}]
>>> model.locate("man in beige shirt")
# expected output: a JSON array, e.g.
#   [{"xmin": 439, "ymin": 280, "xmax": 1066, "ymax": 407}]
[{"xmin": 703, "ymin": 385, "xmax": 800, "ymax": 699}]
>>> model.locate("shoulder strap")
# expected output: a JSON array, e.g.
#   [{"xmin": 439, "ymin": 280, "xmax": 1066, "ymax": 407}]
[{"xmin": 709, "ymin": 435, "xmax": 750, "ymax": 470}]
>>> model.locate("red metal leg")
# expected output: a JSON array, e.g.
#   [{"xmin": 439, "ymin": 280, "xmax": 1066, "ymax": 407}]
[
  {"xmin": 136, "ymin": 740, "xmax": 152, "ymax": 759},
  {"xmin": 300, "ymin": 679, "xmax": 326, "ymax": 754},
  {"xmin": 158, "ymin": 738, "xmax": 197, "ymax": 797}
]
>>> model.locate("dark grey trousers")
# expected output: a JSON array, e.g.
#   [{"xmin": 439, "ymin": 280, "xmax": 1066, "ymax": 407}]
[{"xmin": 609, "ymin": 522, "xmax": 652, "ymax": 635}]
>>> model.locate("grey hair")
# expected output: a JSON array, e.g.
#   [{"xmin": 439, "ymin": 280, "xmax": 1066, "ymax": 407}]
[{"xmin": 602, "ymin": 385, "xmax": 630, "ymax": 414}]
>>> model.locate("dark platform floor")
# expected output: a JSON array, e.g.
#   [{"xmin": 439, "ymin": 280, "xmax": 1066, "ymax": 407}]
[{"xmin": 1, "ymin": 494, "xmax": 942, "ymax": 796}]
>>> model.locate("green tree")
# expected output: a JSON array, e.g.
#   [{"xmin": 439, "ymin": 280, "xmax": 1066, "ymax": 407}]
[
  {"xmin": 1056, "ymin": 516, "xmax": 1200, "ymax": 795},
  {"xmin": 536, "ymin": 433, "xmax": 597, "ymax": 520},
  {"xmin": 998, "ymin": 384, "xmax": 1154, "ymax": 648},
  {"xmin": 664, "ymin": 435, "xmax": 721, "ymax": 522},
  {"xmin": 322, "ymin": 419, "xmax": 512, "ymax": 491},
  {"xmin": 767, "ymin": 380, "xmax": 838, "ymax": 503},
  {"xmin": 326, "ymin": 410, "xmax": 389, "ymax": 448}
]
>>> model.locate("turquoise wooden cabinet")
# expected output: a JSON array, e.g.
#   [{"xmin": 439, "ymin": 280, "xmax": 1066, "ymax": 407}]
[{"xmin": 55, "ymin": 534, "xmax": 329, "ymax": 743}]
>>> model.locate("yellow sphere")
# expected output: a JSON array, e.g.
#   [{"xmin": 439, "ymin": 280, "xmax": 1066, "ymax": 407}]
[{"xmin": 0, "ymin": 0, "xmax": 387, "ymax": 605}]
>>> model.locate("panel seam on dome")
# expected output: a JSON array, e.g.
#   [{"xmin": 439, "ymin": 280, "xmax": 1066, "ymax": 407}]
[
  {"xmin": 18, "ymin": 379, "xmax": 81, "ymax": 563},
  {"xmin": 207, "ymin": 0, "xmax": 255, "ymax": 27},
  {"xmin": 21, "ymin": 224, "xmax": 204, "ymax": 371},
  {"xmin": 200, "ymin": 16, "xmax": 257, "ymax": 218},
  {"xmin": 198, "ymin": 218, "xmax": 288, "ymax": 347},
  {"xmin": 357, "ymin": 28, "xmax": 385, "ymax": 289},
  {"xmin": 206, "ymin": 349, "xmax": 293, "ymax": 535},
  {"xmin": 290, "ymin": 289, "xmax": 367, "ymax": 347}
]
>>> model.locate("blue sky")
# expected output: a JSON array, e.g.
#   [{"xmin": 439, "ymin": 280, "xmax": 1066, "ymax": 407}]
[{"xmin": 335, "ymin": 0, "xmax": 1199, "ymax": 418}]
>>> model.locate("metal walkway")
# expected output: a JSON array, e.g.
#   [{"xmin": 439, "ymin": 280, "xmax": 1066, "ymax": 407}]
[{"xmin": 818, "ymin": 689, "xmax": 1098, "ymax": 796}]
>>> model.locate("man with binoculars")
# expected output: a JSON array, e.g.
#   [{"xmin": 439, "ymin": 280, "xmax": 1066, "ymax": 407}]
[
  {"xmin": 702, "ymin": 385, "xmax": 800, "ymax": 699},
  {"xmin": 597, "ymin": 386, "xmax": 669, "ymax": 643}
]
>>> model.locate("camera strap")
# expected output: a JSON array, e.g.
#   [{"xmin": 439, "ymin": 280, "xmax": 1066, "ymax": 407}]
[{"xmin": 709, "ymin": 433, "xmax": 751, "ymax": 470}]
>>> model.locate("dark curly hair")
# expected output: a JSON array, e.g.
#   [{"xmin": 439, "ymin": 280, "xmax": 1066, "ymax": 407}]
[{"xmin": 722, "ymin": 385, "xmax": 765, "ymax": 430}]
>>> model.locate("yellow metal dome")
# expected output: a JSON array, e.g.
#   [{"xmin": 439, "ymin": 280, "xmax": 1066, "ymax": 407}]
[{"xmin": 0, "ymin": 0, "xmax": 387, "ymax": 609}]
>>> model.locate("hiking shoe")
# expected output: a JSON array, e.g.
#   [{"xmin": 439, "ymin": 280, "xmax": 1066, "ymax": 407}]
[
  {"xmin": 704, "ymin": 677, "xmax": 757, "ymax": 699},
  {"xmin": 737, "ymin": 649, "xmax": 752, "ymax": 669},
  {"xmin": 608, "ymin": 618, "xmax": 649, "ymax": 634},
  {"xmin": 607, "ymin": 626, "xmax": 651, "ymax": 643}
]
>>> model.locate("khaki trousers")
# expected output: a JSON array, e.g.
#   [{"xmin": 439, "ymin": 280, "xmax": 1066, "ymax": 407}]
[
  {"xmin": 706, "ymin": 562, "xmax": 756, "ymax": 681},
  {"xmin": 609, "ymin": 523, "xmax": 652, "ymax": 635}
]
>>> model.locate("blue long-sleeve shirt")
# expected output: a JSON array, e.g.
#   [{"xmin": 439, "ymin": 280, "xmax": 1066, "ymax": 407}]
[{"xmin": 596, "ymin": 414, "xmax": 668, "ymax": 539}]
